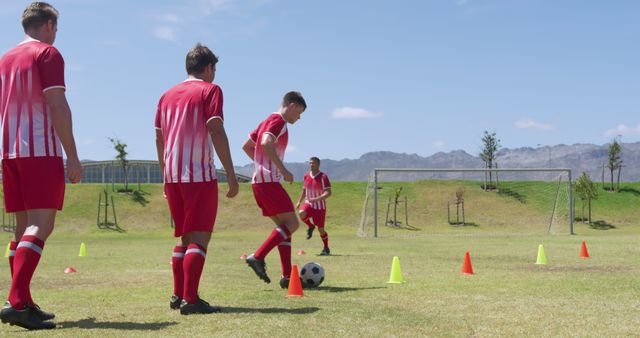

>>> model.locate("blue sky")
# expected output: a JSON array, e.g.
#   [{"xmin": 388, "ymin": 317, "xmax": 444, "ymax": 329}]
[{"xmin": 1, "ymin": 0, "xmax": 638, "ymax": 165}]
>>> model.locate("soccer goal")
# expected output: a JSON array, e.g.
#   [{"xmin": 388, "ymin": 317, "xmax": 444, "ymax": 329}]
[{"xmin": 358, "ymin": 168, "xmax": 574, "ymax": 237}]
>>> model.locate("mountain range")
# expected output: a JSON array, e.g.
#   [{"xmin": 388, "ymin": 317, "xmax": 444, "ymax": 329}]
[{"xmin": 236, "ymin": 142, "xmax": 640, "ymax": 182}]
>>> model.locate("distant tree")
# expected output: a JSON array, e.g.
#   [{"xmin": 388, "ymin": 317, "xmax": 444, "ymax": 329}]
[
  {"xmin": 575, "ymin": 172, "xmax": 598, "ymax": 224},
  {"xmin": 480, "ymin": 131, "xmax": 501, "ymax": 190},
  {"xmin": 109, "ymin": 137, "xmax": 129, "ymax": 192},
  {"xmin": 606, "ymin": 140, "xmax": 622, "ymax": 191}
]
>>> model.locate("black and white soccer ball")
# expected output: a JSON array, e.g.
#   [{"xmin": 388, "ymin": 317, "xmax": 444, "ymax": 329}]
[{"xmin": 300, "ymin": 262, "xmax": 324, "ymax": 288}]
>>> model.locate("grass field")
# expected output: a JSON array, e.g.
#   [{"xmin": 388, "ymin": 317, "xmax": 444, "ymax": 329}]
[{"xmin": 0, "ymin": 182, "xmax": 639, "ymax": 336}]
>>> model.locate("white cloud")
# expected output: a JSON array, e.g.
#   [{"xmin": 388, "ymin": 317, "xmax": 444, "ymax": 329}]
[
  {"xmin": 154, "ymin": 26, "xmax": 177, "ymax": 42},
  {"xmin": 286, "ymin": 144, "xmax": 299, "ymax": 154},
  {"xmin": 604, "ymin": 124, "xmax": 640, "ymax": 137},
  {"xmin": 330, "ymin": 107, "xmax": 383, "ymax": 119},
  {"xmin": 433, "ymin": 140, "xmax": 446, "ymax": 148},
  {"xmin": 456, "ymin": 0, "xmax": 469, "ymax": 6},
  {"xmin": 156, "ymin": 14, "xmax": 181, "ymax": 23},
  {"xmin": 515, "ymin": 118, "xmax": 553, "ymax": 131}
]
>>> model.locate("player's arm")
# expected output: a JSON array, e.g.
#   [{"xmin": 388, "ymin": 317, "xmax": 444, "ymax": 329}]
[
  {"xmin": 43, "ymin": 88, "xmax": 82, "ymax": 183},
  {"xmin": 309, "ymin": 188, "xmax": 332, "ymax": 203},
  {"xmin": 261, "ymin": 133, "xmax": 293, "ymax": 183},
  {"xmin": 242, "ymin": 139, "xmax": 255, "ymax": 161},
  {"xmin": 295, "ymin": 187, "xmax": 306, "ymax": 209},
  {"xmin": 208, "ymin": 118, "xmax": 239, "ymax": 198}
]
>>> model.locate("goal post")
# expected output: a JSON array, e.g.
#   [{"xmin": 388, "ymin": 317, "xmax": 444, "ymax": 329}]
[{"xmin": 360, "ymin": 168, "xmax": 574, "ymax": 237}]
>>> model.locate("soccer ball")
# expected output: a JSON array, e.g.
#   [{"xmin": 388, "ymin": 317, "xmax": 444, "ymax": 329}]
[{"xmin": 300, "ymin": 262, "xmax": 324, "ymax": 288}]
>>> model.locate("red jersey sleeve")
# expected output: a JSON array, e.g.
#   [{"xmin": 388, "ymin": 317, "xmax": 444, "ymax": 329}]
[
  {"xmin": 264, "ymin": 116, "xmax": 286, "ymax": 140},
  {"xmin": 154, "ymin": 104, "xmax": 162, "ymax": 130},
  {"xmin": 322, "ymin": 174, "xmax": 331, "ymax": 189},
  {"xmin": 249, "ymin": 127, "xmax": 258, "ymax": 144},
  {"xmin": 204, "ymin": 85, "xmax": 224, "ymax": 124},
  {"xmin": 37, "ymin": 46, "xmax": 65, "ymax": 91}
]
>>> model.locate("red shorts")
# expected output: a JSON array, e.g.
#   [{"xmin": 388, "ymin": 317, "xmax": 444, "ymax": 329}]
[
  {"xmin": 300, "ymin": 203, "xmax": 327, "ymax": 228},
  {"xmin": 165, "ymin": 181, "xmax": 218, "ymax": 237},
  {"xmin": 2, "ymin": 157, "xmax": 65, "ymax": 212},
  {"xmin": 252, "ymin": 182, "xmax": 294, "ymax": 217}
]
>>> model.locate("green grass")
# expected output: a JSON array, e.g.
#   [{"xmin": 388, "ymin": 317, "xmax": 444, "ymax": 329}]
[{"xmin": 0, "ymin": 182, "xmax": 638, "ymax": 336}]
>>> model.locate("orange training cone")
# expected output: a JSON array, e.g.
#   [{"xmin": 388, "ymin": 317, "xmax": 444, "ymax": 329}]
[
  {"xmin": 461, "ymin": 251, "xmax": 474, "ymax": 275},
  {"xmin": 64, "ymin": 266, "xmax": 77, "ymax": 273},
  {"xmin": 580, "ymin": 241, "xmax": 590, "ymax": 258},
  {"xmin": 297, "ymin": 250, "xmax": 306, "ymax": 256},
  {"xmin": 286, "ymin": 264, "xmax": 304, "ymax": 297}
]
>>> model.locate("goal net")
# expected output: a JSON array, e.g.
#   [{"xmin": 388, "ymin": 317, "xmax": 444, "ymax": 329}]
[{"xmin": 358, "ymin": 168, "xmax": 574, "ymax": 237}]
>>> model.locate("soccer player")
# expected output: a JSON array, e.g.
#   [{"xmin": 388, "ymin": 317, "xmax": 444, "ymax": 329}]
[
  {"xmin": 295, "ymin": 157, "xmax": 332, "ymax": 255},
  {"xmin": 242, "ymin": 91, "xmax": 306, "ymax": 289},
  {"xmin": 155, "ymin": 43, "xmax": 239, "ymax": 315},
  {"xmin": 0, "ymin": 2, "xmax": 83, "ymax": 330}
]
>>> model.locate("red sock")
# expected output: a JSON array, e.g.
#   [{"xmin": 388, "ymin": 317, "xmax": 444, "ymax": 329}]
[
  {"xmin": 301, "ymin": 216, "xmax": 314, "ymax": 229},
  {"xmin": 277, "ymin": 237, "xmax": 292, "ymax": 278},
  {"xmin": 8, "ymin": 236, "xmax": 44, "ymax": 310},
  {"xmin": 254, "ymin": 225, "xmax": 291, "ymax": 260},
  {"xmin": 183, "ymin": 244, "xmax": 206, "ymax": 304},
  {"xmin": 321, "ymin": 232, "xmax": 329, "ymax": 249},
  {"xmin": 8, "ymin": 240, "xmax": 17, "ymax": 276},
  {"xmin": 172, "ymin": 245, "xmax": 186, "ymax": 298}
]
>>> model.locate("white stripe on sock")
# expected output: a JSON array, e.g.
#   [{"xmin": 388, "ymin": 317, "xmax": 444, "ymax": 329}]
[
  {"xmin": 172, "ymin": 252, "xmax": 185, "ymax": 258},
  {"xmin": 279, "ymin": 241, "xmax": 291, "ymax": 247},
  {"xmin": 185, "ymin": 248, "xmax": 206, "ymax": 258},
  {"xmin": 17, "ymin": 241, "xmax": 42, "ymax": 255}
]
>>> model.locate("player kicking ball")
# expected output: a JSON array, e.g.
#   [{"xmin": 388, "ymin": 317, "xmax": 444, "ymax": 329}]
[
  {"xmin": 295, "ymin": 157, "xmax": 332, "ymax": 255},
  {"xmin": 155, "ymin": 44, "xmax": 238, "ymax": 315},
  {"xmin": 242, "ymin": 91, "xmax": 306, "ymax": 289}
]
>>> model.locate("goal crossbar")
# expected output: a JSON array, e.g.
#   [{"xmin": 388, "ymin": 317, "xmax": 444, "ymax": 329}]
[{"xmin": 371, "ymin": 168, "xmax": 574, "ymax": 237}]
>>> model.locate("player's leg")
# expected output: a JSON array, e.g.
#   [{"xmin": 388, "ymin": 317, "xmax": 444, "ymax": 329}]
[
  {"xmin": 298, "ymin": 205, "xmax": 315, "ymax": 240},
  {"xmin": 246, "ymin": 183, "xmax": 295, "ymax": 284},
  {"xmin": 9, "ymin": 212, "xmax": 27, "ymax": 276},
  {"xmin": 179, "ymin": 182, "xmax": 220, "ymax": 315},
  {"xmin": 316, "ymin": 210, "xmax": 330, "ymax": 255},
  {"xmin": 165, "ymin": 183, "xmax": 187, "ymax": 309},
  {"xmin": 1, "ymin": 209, "xmax": 57, "ymax": 330},
  {"xmin": 273, "ymin": 212, "xmax": 299, "ymax": 288}
]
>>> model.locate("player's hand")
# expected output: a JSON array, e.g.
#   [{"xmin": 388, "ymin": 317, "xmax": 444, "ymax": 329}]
[
  {"xmin": 66, "ymin": 157, "xmax": 83, "ymax": 183},
  {"xmin": 283, "ymin": 169, "xmax": 294, "ymax": 184},
  {"xmin": 226, "ymin": 179, "xmax": 239, "ymax": 198},
  {"xmin": 163, "ymin": 183, "xmax": 167, "ymax": 199}
]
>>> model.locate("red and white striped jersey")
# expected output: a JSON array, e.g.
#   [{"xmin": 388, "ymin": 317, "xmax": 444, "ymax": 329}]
[
  {"xmin": 155, "ymin": 79, "xmax": 224, "ymax": 183},
  {"xmin": 249, "ymin": 113, "xmax": 288, "ymax": 183},
  {"xmin": 0, "ymin": 38, "xmax": 65, "ymax": 159},
  {"xmin": 303, "ymin": 171, "xmax": 331, "ymax": 210}
]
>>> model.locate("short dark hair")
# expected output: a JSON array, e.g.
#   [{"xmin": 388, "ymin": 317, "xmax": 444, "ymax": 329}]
[
  {"xmin": 185, "ymin": 43, "xmax": 218, "ymax": 75},
  {"xmin": 281, "ymin": 91, "xmax": 307, "ymax": 110},
  {"xmin": 22, "ymin": 2, "xmax": 59, "ymax": 32},
  {"xmin": 310, "ymin": 157, "xmax": 320, "ymax": 164}
]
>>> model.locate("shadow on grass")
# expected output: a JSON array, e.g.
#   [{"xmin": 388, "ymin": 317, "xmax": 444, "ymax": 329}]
[
  {"xmin": 221, "ymin": 307, "xmax": 319, "ymax": 314},
  {"xmin": 618, "ymin": 187, "xmax": 640, "ymax": 196},
  {"xmin": 450, "ymin": 222, "xmax": 479, "ymax": 227},
  {"xmin": 310, "ymin": 286, "xmax": 385, "ymax": 293},
  {"xmin": 589, "ymin": 220, "xmax": 616, "ymax": 230},
  {"xmin": 98, "ymin": 222, "xmax": 126, "ymax": 233},
  {"xmin": 497, "ymin": 188, "xmax": 527, "ymax": 203},
  {"xmin": 131, "ymin": 190, "xmax": 150, "ymax": 206},
  {"xmin": 57, "ymin": 317, "xmax": 178, "ymax": 331}
]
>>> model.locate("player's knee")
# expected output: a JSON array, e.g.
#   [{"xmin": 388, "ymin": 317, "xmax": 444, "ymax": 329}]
[{"xmin": 298, "ymin": 210, "xmax": 307, "ymax": 219}]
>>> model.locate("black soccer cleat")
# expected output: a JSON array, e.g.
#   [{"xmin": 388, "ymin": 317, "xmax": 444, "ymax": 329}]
[
  {"xmin": 29, "ymin": 304, "xmax": 55, "ymax": 321},
  {"xmin": 306, "ymin": 226, "xmax": 315, "ymax": 240},
  {"xmin": 0, "ymin": 304, "xmax": 56, "ymax": 330},
  {"xmin": 320, "ymin": 247, "xmax": 331, "ymax": 256},
  {"xmin": 280, "ymin": 277, "xmax": 308, "ymax": 289},
  {"xmin": 170, "ymin": 295, "xmax": 182, "ymax": 310},
  {"xmin": 180, "ymin": 298, "xmax": 222, "ymax": 315},
  {"xmin": 246, "ymin": 254, "xmax": 271, "ymax": 284}
]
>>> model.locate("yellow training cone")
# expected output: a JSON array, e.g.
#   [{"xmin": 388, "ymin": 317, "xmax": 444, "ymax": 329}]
[
  {"xmin": 4, "ymin": 243, "xmax": 10, "ymax": 258},
  {"xmin": 535, "ymin": 244, "xmax": 547, "ymax": 265},
  {"xmin": 79, "ymin": 242, "xmax": 87, "ymax": 257},
  {"xmin": 387, "ymin": 256, "xmax": 404, "ymax": 283}
]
